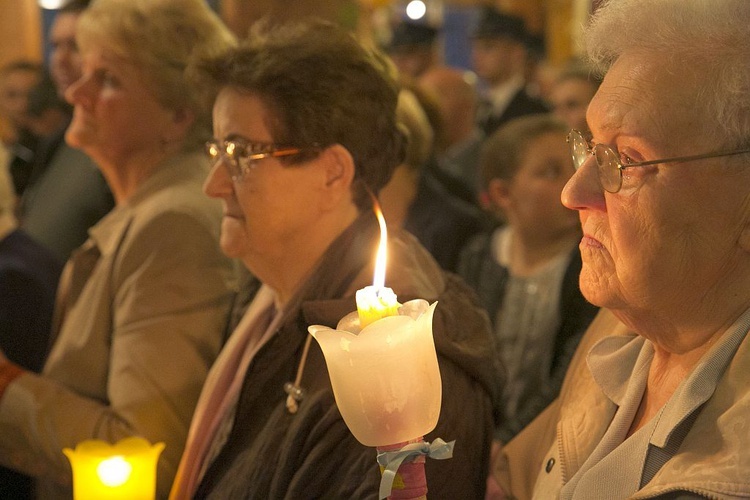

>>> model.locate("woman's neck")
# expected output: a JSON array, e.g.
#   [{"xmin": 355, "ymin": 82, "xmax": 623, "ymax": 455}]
[
  {"xmin": 627, "ymin": 339, "xmax": 714, "ymax": 438},
  {"xmin": 95, "ymin": 144, "xmax": 182, "ymax": 205},
  {"xmin": 250, "ymin": 203, "xmax": 360, "ymax": 307}
]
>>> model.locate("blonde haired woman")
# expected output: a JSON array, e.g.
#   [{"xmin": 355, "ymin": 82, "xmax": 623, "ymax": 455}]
[{"xmin": 0, "ymin": 1, "xmax": 236, "ymax": 497}]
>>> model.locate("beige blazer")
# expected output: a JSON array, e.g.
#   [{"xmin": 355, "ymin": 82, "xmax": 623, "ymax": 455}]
[
  {"xmin": 494, "ymin": 308, "xmax": 750, "ymax": 499},
  {"xmin": 0, "ymin": 151, "xmax": 236, "ymax": 499}
]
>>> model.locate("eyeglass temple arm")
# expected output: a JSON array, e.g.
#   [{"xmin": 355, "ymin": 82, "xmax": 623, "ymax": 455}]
[
  {"xmin": 246, "ymin": 148, "xmax": 304, "ymax": 161},
  {"xmin": 622, "ymin": 148, "xmax": 750, "ymax": 168}
]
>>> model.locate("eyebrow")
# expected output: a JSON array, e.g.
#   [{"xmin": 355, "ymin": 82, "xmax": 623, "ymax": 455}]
[
  {"xmin": 221, "ymin": 134, "xmax": 279, "ymax": 146},
  {"xmin": 222, "ymin": 133, "xmax": 254, "ymax": 143}
]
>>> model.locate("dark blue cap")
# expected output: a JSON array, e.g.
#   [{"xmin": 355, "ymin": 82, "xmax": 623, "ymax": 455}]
[
  {"xmin": 472, "ymin": 6, "xmax": 527, "ymax": 42},
  {"xmin": 388, "ymin": 22, "xmax": 439, "ymax": 52}
]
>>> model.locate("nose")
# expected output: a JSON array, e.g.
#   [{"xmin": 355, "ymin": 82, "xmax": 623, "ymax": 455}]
[
  {"xmin": 203, "ymin": 157, "xmax": 234, "ymax": 199},
  {"xmin": 64, "ymin": 73, "xmax": 91, "ymax": 108},
  {"xmin": 561, "ymin": 154, "xmax": 606, "ymax": 212}
]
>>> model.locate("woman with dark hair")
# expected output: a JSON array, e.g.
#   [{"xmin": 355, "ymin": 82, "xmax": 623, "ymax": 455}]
[{"xmin": 170, "ymin": 20, "xmax": 499, "ymax": 499}]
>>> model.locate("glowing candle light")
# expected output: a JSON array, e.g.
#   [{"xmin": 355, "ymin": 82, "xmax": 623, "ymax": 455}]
[
  {"xmin": 355, "ymin": 202, "xmax": 401, "ymax": 328},
  {"xmin": 63, "ymin": 437, "xmax": 164, "ymax": 500},
  {"xmin": 309, "ymin": 201, "xmax": 453, "ymax": 499},
  {"xmin": 97, "ymin": 456, "xmax": 132, "ymax": 487},
  {"xmin": 310, "ymin": 299, "xmax": 441, "ymax": 446}
]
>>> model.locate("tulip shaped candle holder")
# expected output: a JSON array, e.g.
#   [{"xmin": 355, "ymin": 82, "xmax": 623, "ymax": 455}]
[
  {"xmin": 310, "ymin": 298, "xmax": 454, "ymax": 499},
  {"xmin": 63, "ymin": 437, "xmax": 164, "ymax": 500},
  {"xmin": 310, "ymin": 202, "xmax": 454, "ymax": 498}
]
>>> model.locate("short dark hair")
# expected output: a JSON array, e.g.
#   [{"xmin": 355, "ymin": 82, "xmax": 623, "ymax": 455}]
[
  {"xmin": 388, "ymin": 22, "xmax": 438, "ymax": 53},
  {"xmin": 194, "ymin": 20, "xmax": 406, "ymax": 211},
  {"xmin": 472, "ymin": 6, "xmax": 527, "ymax": 43},
  {"xmin": 480, "ymin": 114, "xmax": 567, "ymax": 188},
  {"xmin": 58, "ymin": 0, "xmax": 91, "ymax": 14}
]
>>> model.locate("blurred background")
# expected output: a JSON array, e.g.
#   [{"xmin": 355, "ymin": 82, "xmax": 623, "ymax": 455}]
[{"xmin": 0, "ymin": 0, "xmax": 598, "ymax": 142}]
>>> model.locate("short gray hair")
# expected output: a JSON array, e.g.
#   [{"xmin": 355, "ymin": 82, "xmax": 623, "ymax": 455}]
[{"xmin": 584, "ymin": 0, "xmax": 750, "ymax": 148}]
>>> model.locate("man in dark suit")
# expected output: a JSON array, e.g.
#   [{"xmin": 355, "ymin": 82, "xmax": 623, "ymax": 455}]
[{"xmin": 471, "ymin": 7, "xmax": 548, "ymax": 136}]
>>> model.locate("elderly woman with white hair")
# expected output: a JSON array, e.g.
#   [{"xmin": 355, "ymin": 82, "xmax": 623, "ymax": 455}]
[
  {"xmin": 491, "ymin": 0, "xmax": 750, "ymax": 498},
  {"xmin": 0, "ymin": 1, "xmax": 237, "ymax": 497}
]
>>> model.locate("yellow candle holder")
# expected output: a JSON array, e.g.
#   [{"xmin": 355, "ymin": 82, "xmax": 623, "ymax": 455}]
[{"xmin": 63, "ymin": 437, "xmax": 164, "ymax": 500}]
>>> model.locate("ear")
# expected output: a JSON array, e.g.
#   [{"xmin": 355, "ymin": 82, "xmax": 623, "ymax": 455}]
[
  {"xmin": 487, "ymin": 177, "xmax": 513, "ymax": 211},
  {"xmin": 317, "ymin": 143, "xmax": 356, "ymax": 210}
]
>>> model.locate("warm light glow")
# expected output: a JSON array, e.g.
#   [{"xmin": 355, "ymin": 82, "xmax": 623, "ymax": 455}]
[
  {"xmin": 406, "ymin": 0, "xmax": 427, "ymax": 20},
  {"xmin": 310, "ymin": 299, "xmax": 442, "ymax": 446},
  {"xmin": 63, "ymin": 437, "xmax": 164, "ymax": 500},
  {"xmin": 356, "ymin": 286, "xmax": 400, "ymax": 329},
  {"xmin": 97, "ymin": 456, "xmax": 132, "ymax": 487},
  {"xmin": 355, "ymin": 200, "xmax": 400, "ymax": 328},
  {"xmin": 37, "ymin": 0, "xmax": 67, "ymax": 9},
  {"xmin": 373, "ymin": 201, "xmax": 388, "ymax": 289}
]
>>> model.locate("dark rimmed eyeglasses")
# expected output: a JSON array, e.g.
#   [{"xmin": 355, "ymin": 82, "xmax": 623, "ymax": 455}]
[
  {"xmin": 205, "ymin": 139, "xmax": 320, "ymax": 181},
  {"xmin": 566, "ymin": 129, "xmax": 750, "ymax": 193}
]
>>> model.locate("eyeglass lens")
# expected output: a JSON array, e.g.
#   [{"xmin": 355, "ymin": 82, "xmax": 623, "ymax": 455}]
[
  {"xmin": 594, "ymin": 146, "xmax": 622, "ymax": 192},
  {"xmin": 569, "ymin": 133, "xmax": 589, "ymax": 169},
  {"xmin": 568, "ymin": 131, "xmax": 622, "ymax": 193},
  {"xmin": 206, "ymin": 141, "xmax": 242, "ymax": 179}
]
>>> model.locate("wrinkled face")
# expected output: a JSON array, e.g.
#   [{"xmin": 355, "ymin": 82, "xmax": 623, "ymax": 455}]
[
  {"xmin": 49, "ymin": 12, "xmax": 83, "ymax": 97},
  {"xmin": 550, "ymin": 78, "xmax": 597, "ymax": 132},
  {"xmin": 561, "ymin": 51, "xmax": 750, "ymax": 327},
  {"xmin": 65, "ymin": 47, "xmax": 176, "ymax": 167},
  {"xmin": 0, "ymin": 68, "xmax": 39, "ymax": 128},
  {"xmin": 471, "ymin": 37, "xmax": 520, "ymax": 86},
  {"xmin": 503, "ymin": 131, "xmax": 579, "ymax": 237},
  {"xmin": 203, "ymin": 88, "xmax": 324, "ymax": 273}
]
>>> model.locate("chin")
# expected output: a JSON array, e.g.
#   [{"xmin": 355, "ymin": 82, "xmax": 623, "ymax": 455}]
[
  {"xmin": 219, "ymin": 239, "xmax": 244, "ymax": 260},
  {"xmin": 64, "ymin": 124, "xmax": 91, "ymax": 150},
  {"xmin": 64, "ymin": 129, "xmax": 80, "ymax": 149},
  {"xmin": 578, "ymin": 267, "xmax": 615, "ymax": 309}
]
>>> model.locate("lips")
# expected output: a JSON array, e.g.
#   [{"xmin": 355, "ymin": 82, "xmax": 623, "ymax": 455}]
[
  {"xmin": 581, "ymin": 235, "xmax": 605, "ymax": 249},
  {"xmin": 580, "ymin": 217, "xmax": 608, "ymax": 248},
  {"xmin": 222, "ymin": 204, "xmax": 244, "ymax": 219}
]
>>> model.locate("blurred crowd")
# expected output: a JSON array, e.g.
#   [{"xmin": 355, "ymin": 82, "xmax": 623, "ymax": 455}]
[
  {"xmin": 4, "ymin": 1, "xmax": 743, "ymax": 499},
  {"xmin": 0, "ymin": 3, "xmax": 598, "ymax": 498}
]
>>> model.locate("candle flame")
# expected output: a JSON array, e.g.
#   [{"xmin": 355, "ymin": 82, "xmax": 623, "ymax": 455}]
[
  {"xmin": 373, "ymin": 200, "xmax": 388, "ymax": 289},
  {"xmin": 97, "ymin": 455, "xmax": 132, "ymax": 487}
]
